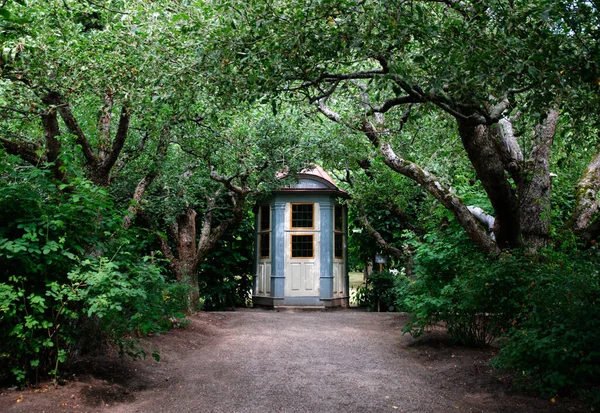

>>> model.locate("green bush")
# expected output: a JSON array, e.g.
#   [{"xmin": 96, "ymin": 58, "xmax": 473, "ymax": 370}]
[
  {"xmin": 354, "ymin": 270, "xmax": 410, "ymax": 312},
  {"xmin": 491, "ymin": 249, "xmax": 600, "ymax": 406},
  {"xmin": 402, "ymin": 231, "xmax": 531, "ymax": 346},
  {"xmin": 0, "ymin": 158, "xmax": 188, "ymax": 385},
  {"xmin": 402, "ymin": 226, "xmax": 600, "ymax": 405},
  {"xmin": 197, "ymin": 215, "xmax": 253, "ymax": 311}
]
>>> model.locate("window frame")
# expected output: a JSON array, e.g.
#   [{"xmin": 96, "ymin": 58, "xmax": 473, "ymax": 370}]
[
  {"xmin": 258, "ymin": 205, "xmax": 271, "ymax": 259},
  {"xmin": 290, "ymin": 234, "xmax": 314, "ymax": 259},
  {"xmin": 259, "ymin": 233, "xmax": 270, "ymax": 259},
  {"xmin": 334, "ymin": 204, "xmax": 344, "ymax": 259},
  {"xmin": 334, "ymin": 233, "xmax": 344, "ymax": 259},
  {"xmin": 260, "ymin": 205, "xmax": 271, "ymax": 231},
  {"xmin": 290, "ymin": 202, "xmax": 315, "ymax": 229},
  {"xmin": 334, "ymin": 204, "xmax": 343, "ymax": 232}
]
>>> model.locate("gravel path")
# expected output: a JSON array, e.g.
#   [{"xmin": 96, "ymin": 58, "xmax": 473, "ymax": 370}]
[{"xmin": 1, "ymin": 309, "xmax": 585, "ymax": 413}]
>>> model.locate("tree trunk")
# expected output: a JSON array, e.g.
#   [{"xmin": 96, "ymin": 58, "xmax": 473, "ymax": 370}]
[
  {"xmin": 87, "ymin": 163, "xmax": 111, "ymax": 187},
  {"xmin": 56, "ymin": 95, "xmax": 130, "ymax": 187},
  {"xmin": 41, "ymin": 107, "xmax": 66, "ymax": 182},
  {"xmin": 457, "ymin": 120, "xmax": 520, "ymax": 248},
  {"xmin": 317, "ymin": 99, "xmax": 499, "ymax": 255},
  {"xmin": 517, "ymin": 109, "xmax": 558, "ymax": 249},
  {"xmin": 176, "ymin": 208, "xmax": 200, "ymax": 307},
  {"xmin": 570, "ymin": 148, "xmax": 600, "ymax": 242},
  {"xmin": 376, "ymin": 139, "xmax": 499, "ymax": 255},
  {"xmin": 98, "ymin": 90, "xmax": 114, "ymax": 161},
  {"xmin": 122, "ymin": 128, "xmax": 169, "ymax": 229}
]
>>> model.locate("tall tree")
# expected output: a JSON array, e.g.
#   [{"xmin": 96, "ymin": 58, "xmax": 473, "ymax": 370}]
[
  {"xmin": 137, "ymin": 108, "xmax": 313, "ymax": 307},
  {"xmin": 209, "ymin": 0, "xmax": 600, "ymax": 253}
]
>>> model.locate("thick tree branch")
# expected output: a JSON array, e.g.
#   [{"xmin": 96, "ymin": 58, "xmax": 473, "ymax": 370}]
[
  {"xmin": 136, "ymin": 212, "xmax": 180, "ymax": 276},
  {"xmin": 56, "ymin": 103, "xmax": 96, "ymax": 164},
  {"xmin": 319, "ymin": 70, "xmax": 386, "ymax": 81},
  {"xmin": 104, "ymin": 104, "xmax": 130, "ymax": 172},
  {"xmin": 209, "ymin": 167, "xmax": 246, "ymax": 194},
  {"xmin": 122, "ymin": 127, "xmax": 169, "ymax": 229},
  {"xmin": 497, "ymin": 116, "xmax": 523, "ymax": 163},
  {"xmin": 369, "ymin": 96, "xmax": 418, "ymax": 115},
  {"xmin": 570, "ymin": 149, "xmax": 600, "ymax": 238},
  {"xmin": 457, "ymin": 120, "xmax": 520, "ymax": 248},
  {"xmin": 357, "ymin": 211, "xmax": 403, "ymax": 260},
  {"xmin": 197, "ymin": 195, "xmax": 218, "ymax": 252},
  {"xmin": 41, "ymin": 107, "xmax": 66, "ymax": 182},
  {"xmin": 0, "ymin": 137, "xmax": 43, "ymax": 165},
  {"xmin": 316, "ymin": 97, "xmax": 343, "ymax": 123},
  {"xmin": 193, "ymin": 190, "xmax": 249, "ymax": 271},
  {"xmin": 518, "ymin": 108, "xmax": 558, "ymax": 248},
  {"xmin": 487, "ymin": 98, "xmax": 511, "ymax": 122},
  {"xmin": 377, "ymin": 137, "xmax": 499, "ymax": 254},
  {"xmin": 315, "ymin": 94, "xmax": 499, "ymax": 253},
  {"xmin": 97, "ymin": 89, "xmax": 114, "ymax": 160}
]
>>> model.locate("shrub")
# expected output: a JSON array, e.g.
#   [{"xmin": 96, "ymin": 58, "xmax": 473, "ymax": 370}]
[
  {"xmin": 491, "ymin": 249, "xmax": 600, "ymax": 406},
  {"xmin": 0, "ymin": 159, "xmax": 188, "ymax": 385},
  {"xmin": 402, "ymin": 231, "xmax": 531, "ymax": 346},
  {"xmin": 402, "ymin": 225, "xmax": 600, "ymax": 405},
  {"xmin": 197, "ymin": 216, "xmax": 254, "ymax": 311},
  {"xmin": 354, "ymin": 270, "xmax": 410, "ymax": 312}
]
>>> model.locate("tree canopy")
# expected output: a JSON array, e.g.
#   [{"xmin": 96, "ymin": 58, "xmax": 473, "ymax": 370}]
[{"xmin": 1, "ymin": 0, "xmax": 599, "ymax": 404}]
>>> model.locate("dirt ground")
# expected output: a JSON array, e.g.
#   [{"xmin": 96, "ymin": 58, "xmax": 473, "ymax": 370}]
[{"xmin": 0, "ymin": 309, "xmax": 590, "ymax": 413}]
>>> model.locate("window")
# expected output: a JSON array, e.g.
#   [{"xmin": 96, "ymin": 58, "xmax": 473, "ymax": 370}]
[
  {"xmin": 334, "ymin": 205, "xmax": 343, "ymax": 231},
  {"xmin": 334, "ymin": 233, "xmax": 343, "ymax": 258},
  {"xmin": 334, "ymin": 205, "xmax": 344, "ymax": 259},
  {"xmin": 259, "ymin": 233, "xmax": 270, "ymax": 258},
  {"xmin": 291, "ymin": 235, "xmax": 313, "ymax": 258},
  {"xmin": 291, "ymin": 203, "xmax": 314, "ymax": 228},
  {"xmin": 260, "ymin": 205, "xmax": 270, "ymax": 231},
  {"xmin": 258, "ymin": 205, "xmax": 270, "ymax": 258}
]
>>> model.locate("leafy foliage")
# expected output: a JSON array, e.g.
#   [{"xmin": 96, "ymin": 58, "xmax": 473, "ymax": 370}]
[
  {"xmin": 0, "ymin": 0, "xmax": 599, "ymax": 407},
  {"xmin": 400, "ymin": 227, "xmax": 527, "ymax": 346},
  {"xmin": 491, "ymin": 250, "xmax": 600, "ymax": 405},
  {"xmin": 197, "ymin": 212, "xmax": 254, "ymax": 311},
  {"xmin": 353, "ymin": 270, "xmax": 409, "ymax": 313},
  {"xmin": 401, "ymin": 220, "xmax": 600, "ymax": 404},
  {"xmin": 0, "ymin": 155, "xmax": 187, "ymax": 385}
]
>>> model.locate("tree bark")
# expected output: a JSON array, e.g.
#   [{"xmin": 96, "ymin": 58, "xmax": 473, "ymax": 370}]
[
  {"xmin": 193, "ymin": 192, "xmax": 249, "ymax": 269},
  {"xmin": 98, "ymin": 90, "xmax": 114, "ymax": 161},
  {"xmin": 517, "ymin": 109, "xmax": 558, "ymax": 248},
  {"xmin": 359, "ymin": 119, "xmax": 500, "ymax": 255},
  {"xmin": 0, "ymin": 98, "xmax": 66, "ymax": 182},
  {"xmin": 0, "ymin": 137, "xmax": 43, "ymax": 165},
  {"xmin": 55, "ymin": 95, "xmax": 130, "ymax": 187},
  {"xmin": 41, "ymin": 107, "xmax": 66, "ymax": 182},
  {"xmin": 457, "ymin": 120, "xmax": 520, "ymax": 248},
  {"xmin": 316, "ymin": 98, "xmax": 499, "ymax": 255},
  {"xmin": 122, "ymin": 128, "xmax": 169, "ymax": 229},
  {"xmin": 570, "ymin": 150, "xmax": 600, "ymax": 241},
  {"xmin": 176, "ymin": 208, "xmax": 200, "ymax": 306}
]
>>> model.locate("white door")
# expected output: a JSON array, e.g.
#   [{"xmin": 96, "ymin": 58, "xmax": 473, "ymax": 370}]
[{"xmin": 284, "ymin": 203, "xmax": 320, "ymax": 297}]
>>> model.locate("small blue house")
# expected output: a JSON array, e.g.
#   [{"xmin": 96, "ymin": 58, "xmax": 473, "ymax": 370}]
[{"xmin": 253, "ymin": 166, "xmax": 349, "ymax": 308}]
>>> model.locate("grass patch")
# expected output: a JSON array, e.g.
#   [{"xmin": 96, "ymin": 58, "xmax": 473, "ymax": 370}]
[
  {"xmin": 349, "ymin": 271, "xmax": 364, "ymax": 288},
  {"xmin": 349, "ymin": 272, "xmax": 365, "ymax": 306}
]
